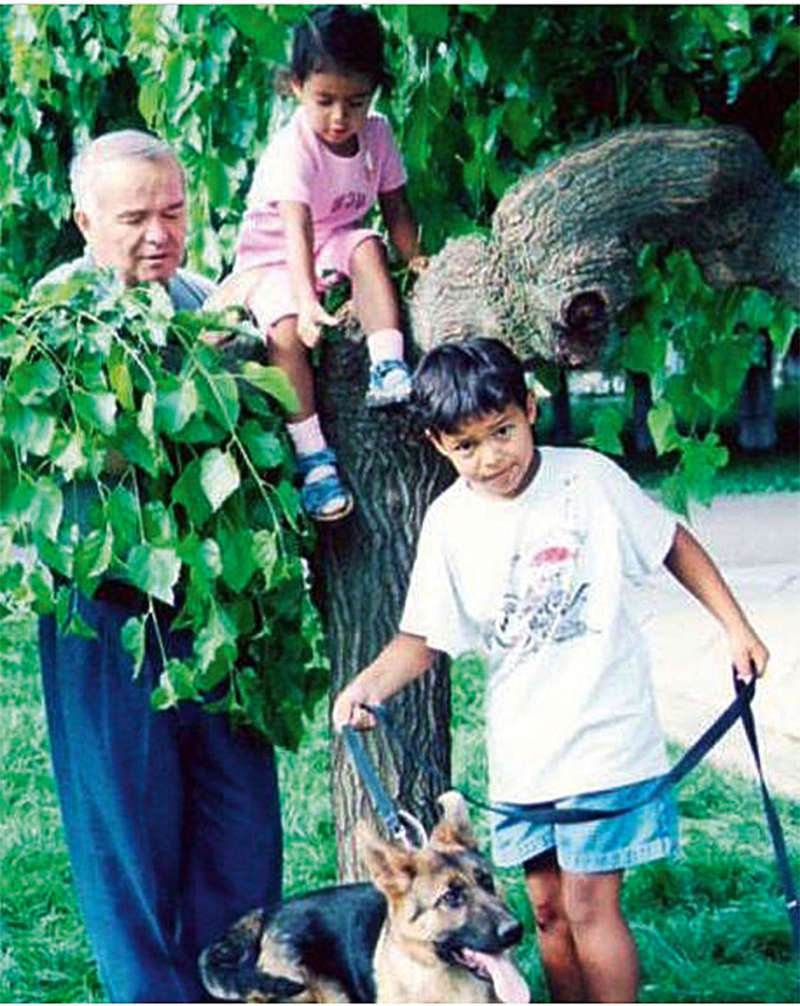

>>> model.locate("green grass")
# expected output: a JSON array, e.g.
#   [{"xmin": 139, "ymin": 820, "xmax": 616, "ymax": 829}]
[{"xmin": 2, "ymin": 617, "xmax": 798, "ymax": 1002}]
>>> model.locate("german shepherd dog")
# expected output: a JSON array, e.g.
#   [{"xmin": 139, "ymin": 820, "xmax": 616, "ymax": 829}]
[{"xmin": 199, "ymin": 792, "xmax": 529, "ymax": 1003}]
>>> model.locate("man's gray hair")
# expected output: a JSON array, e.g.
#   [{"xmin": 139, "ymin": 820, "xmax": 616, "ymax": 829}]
[{"xmin": 70, "ymin": 129, "xmax": 184, "ymax": 212}]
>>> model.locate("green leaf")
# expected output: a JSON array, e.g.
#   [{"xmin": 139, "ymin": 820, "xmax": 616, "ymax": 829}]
[
  {"xmin": 151, "ymin": 658, "xmax": 199, "ymax": 708},
  {"xmin": 501, "ymin": 98, "xmax": 539, "ymax": 155},
  {"xmin": 621, "ymin": 321, "xmax": 666, "ymax": 376},
  {"xmin": 27, "ymin": 477, "xmax": 63, "ymax": 540},
  {"xmin": 138, "ymin": 77, "xmax": 162, "ymax": 125},
  {"xmin": 200, "ymin": 449, "xmax": 241, "ymax": 512},
  {"xmin": 647, "ymin": 399, "xmax": 681, "ymax": 455},
  {"xmin": 155, "ymin": 378, "xmax": 199, "ymax": 434},
  {"xmin": 172, "ymin": 459, "xmax": 212, "ymax": 526},
  {"xmin": 582, "ymin": 405, "xmax": 625, "ymax": 456},
  {"xmin": 274, "ymin": 480, "xmax": 302, "ymax": 532},
  {"xmin": 126, "ymin": 543, "xmax": 181, "ymax": 605},
  {"xmin": 198, "ymin": 370, "xmax": 240, "ymax": 428},
  {"xmin": 49, "ymin": 428, "xmax": 88, "ymax": 481},
  {"xmin": 222, "ymin": 5, "xmax": 289, "ymax": 59},
  {"xmin": 108, "ymin": 348, "xmax": 135, "ymax": 410},
  {"xmin": 252, "ymin": 529, "xmax": 279, "ymax": 587},
  {"xmin": 239, "ymin": 420, "xmax": 285, "ymax": 470},
  {"xmin": 121, "ymin": 615, "xmax": 147, "ymax": 678},
  {"xmin": 9, "ymin": 357, "xmax": 61, "ymax": 404},
  {"xmin": 65, "ymin": 611, "xmax": 99, "ymax": 640},
  {"xmin": 108, "ymin": 485, "xmax": 139, "ymax": 553},
  {"xmin": 407, "ymin": 4, "xmax": 449, "ymax": 38},
  {"xmin": 74, "ymin": 523, "xmax": 113, "ymax": 594},
  {"xmin": 36, "ymin": 534, "xmax": 74, "ymax": 579},
  {"xmin": 142, "ymin": 501, "xmax": 176, "ymax": 546},
  {"xmin": 73, "ymin": 389, "xmax": 117, "ymax": 436},
  {"xmin": 194, "ymin": 602, "xmax": 237, "ymax": 688},
  {"xmin": 240, "ymin": 362, "xmax": 299, "ymax": 414},
  {"xmin": 217, "ymin": 523, "xmax": 256, "ymax": 593},
  {"xmin": 4, "ymin": 398, "xmax": 56, "ymax": 456}
]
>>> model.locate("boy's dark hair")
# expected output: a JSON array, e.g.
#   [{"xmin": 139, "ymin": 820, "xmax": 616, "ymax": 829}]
[
  {"xmin": 291, "ymin": 6, "xmax": 393, "ymax": 92},
  {"xmin": 411, "ymin": 337, "xmax": 530, "ymax": 435}
]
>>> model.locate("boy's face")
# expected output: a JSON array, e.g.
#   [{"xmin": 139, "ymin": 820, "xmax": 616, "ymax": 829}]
[
  {"xmin": 291, "ymin": 71, "xmax": 374, "ymax": 154},
  {"xmin": 428, "ymin": 395, "xmax": 537, "ymax": 500}
]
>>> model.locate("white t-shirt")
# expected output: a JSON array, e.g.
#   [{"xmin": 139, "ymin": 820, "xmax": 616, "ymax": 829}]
[
  {"xmin": 235, "ymin": 108, "xmax": 408, "ymax": 271},
  {"xmin": 400, "ymin": 446, "xmax": 677, "ymax": 804}
]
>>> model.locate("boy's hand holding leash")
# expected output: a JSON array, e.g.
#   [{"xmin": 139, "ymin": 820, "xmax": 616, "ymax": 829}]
[
  {"xmin": 332, "ymin": 632, "xmax": 436, "ymax": 733},
  {"xmin": 332, "ymin": 683, "xmax": 379, "ymax": 732},
  {"xmin": 727, "ymin": 621, "xmax": 769, "ymax": 683}
]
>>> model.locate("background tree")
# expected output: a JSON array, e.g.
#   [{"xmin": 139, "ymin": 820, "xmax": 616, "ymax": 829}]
[{"xmin": 1, "ymin": 4, "xmax": 797, "ymax": 878}]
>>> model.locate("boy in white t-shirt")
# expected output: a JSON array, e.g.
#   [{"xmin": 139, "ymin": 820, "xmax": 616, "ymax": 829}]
[
  {"xmin": 333, "ymin": 337, "xmax": 768, "ymax": 1002},
  {"xmin": 210, "ymin": 7, "xmax": 425, "ymax": 522}
]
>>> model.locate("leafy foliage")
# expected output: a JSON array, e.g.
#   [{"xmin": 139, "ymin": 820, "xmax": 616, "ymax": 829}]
[
  {"xmin": 1, "ymin": 5, "xmax": 797, "ymax": 512},
  {"xmin": 0, "ymin": 267, "xmax": 328, "ymax": 748},
  {"xmin": 2, "ymin": 5, "xmax": 797, "ymax": 278},
  {"xmin": 585, "ymin": 247, "xmax": 800, "ymax": 512}
]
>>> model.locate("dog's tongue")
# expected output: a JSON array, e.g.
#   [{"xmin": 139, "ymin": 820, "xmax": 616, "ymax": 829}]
[{"xmin": 462, "ymin": 949, "xmax": 529, "ymax": 1003}]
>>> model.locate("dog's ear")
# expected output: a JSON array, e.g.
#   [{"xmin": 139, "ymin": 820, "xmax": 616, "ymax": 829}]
[
  {"xmin": 430, "ymin": 790, "xmax": 478, "ymax": 850},
  {"xmin": 357, "ymin": 819, "xmax": 416, "ymax": 898}
]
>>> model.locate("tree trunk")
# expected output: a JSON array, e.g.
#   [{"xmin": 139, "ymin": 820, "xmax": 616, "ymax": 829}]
[
  {"xmin": 550, "ymin": 369, "xmax": 572, "ymax": 445},
  {"xmin": 737, "ymin": 333, "xmax": 777, "ymax": 451},
  {"xmin": 314, "ymin": 332, "xmax": 453, "ymax": 881},
  {"xmin": 630, "ymin": 372, "xmax": 654, "ymax": 455}
]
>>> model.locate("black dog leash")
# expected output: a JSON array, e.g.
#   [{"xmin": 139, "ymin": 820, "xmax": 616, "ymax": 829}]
[
  {"xmin": 341, "ymin": 727, "xmax": 428, "ymax": 848},
  {"xmin": 347, "ymin": 673, "xmax": 798, "ymax": 959}
]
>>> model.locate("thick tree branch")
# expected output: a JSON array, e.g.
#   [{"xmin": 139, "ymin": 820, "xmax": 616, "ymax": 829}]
[{"xmin": 410, "ymin": 125, "xmax": 799, "ymax": 365}]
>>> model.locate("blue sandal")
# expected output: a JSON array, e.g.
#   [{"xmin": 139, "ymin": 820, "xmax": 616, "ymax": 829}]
[{"xmin": 297, "ymin": 449, "xmax": 354, "ymax": 522}]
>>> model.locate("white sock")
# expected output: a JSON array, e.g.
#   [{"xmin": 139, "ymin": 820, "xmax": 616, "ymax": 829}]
[
  {"xmin": 287, "ymin": 415, "xmax": 333, "ymax": 483},
  {"xmin": 367, "ymin": 328, "xmax": 404, "ymax": 364}
]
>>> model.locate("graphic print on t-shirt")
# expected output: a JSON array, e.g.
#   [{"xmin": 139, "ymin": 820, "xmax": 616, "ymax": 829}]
[{"xmin": 485, "ymin": 523, "xmax": 590, "ymax": 662}]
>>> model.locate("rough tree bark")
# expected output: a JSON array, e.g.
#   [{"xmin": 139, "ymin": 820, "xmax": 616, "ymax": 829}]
[
  {"xmin": 411, "ymin": 125, "xmax": 799, "ymax": 364},
  {"xmin": 314, "ymin": 332, "xmax": 454, "ymax": 880},
  {"xmin": 317, "ymin": 125, "xmax": 799, "ymax": 881}
]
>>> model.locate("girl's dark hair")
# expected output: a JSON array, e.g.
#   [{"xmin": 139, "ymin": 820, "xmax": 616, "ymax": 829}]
[
  {"xmin": 291, "ymin": 6, "xmax": 393, "ymax": 91},
  {"xmin": 411, "ymin": 337, "xmax": 530, "ymax": 435}
]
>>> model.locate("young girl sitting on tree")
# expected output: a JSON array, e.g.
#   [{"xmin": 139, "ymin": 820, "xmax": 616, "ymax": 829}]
[{"xmin": 213, "ymin": 5, "xmax": 425, "ymax": 521}]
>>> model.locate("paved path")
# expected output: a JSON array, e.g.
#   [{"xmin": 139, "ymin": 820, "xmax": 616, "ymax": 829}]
[{"xmin": 628, "ymin": 492, "xmax": 800, "ymax": 800}]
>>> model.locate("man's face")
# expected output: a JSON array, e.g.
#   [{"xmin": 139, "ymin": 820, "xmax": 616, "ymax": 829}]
[
  {"xmin": 428, "ymin": 396, "xmax": 538, "ymax": 500},
  {"xmin": 75, "ymin": 155, "xmax": 187, "ymax": 286}
]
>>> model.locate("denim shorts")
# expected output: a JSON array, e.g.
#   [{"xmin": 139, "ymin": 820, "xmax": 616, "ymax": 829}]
[{"xmin": 490, "ymin": 776, "xmax": 679, "ymax": 872}]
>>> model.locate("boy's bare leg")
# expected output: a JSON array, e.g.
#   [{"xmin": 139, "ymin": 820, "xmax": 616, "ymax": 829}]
[
  {"xmin": 349, "ymin": 238, "xmax": 400, "ymax": 334},
  {"xmin": 562, "ymin": 870, "xmax": 639, "ymax": 1002},
  {"xmin": 525, "ymin": 853, "xmax": 587, "ymax": 1002},
  {"xmin": 269, "ymin": 316, "xmax": 315, "ymax": 421}
]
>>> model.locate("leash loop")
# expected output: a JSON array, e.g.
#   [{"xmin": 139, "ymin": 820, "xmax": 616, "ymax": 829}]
[{"xmin": 341, "ymin": 717, "xmax": 427, "ymax": 849}]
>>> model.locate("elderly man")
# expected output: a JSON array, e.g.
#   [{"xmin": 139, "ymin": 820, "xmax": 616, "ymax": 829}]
[{"xmin": 36, "ymin": 131, "xmax": 282, "ymax": 1002}]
